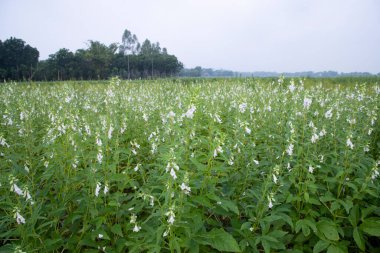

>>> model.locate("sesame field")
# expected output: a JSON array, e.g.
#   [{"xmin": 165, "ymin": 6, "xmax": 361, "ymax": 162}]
[{"xmin": 0, "ymin": 77, "xmax": 380, "ymax": 253}]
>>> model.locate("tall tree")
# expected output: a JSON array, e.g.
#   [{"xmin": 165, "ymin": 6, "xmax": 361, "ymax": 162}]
[
  {"xmin": 140, "ymin": 39, "xmax": 155, "ymax": 77},
  {"xmin": 0, "ymin": 37, "xmax": 39, "ymax": 80},
  {"xmin": 121, "ymin": 29, "xmax": 139, "ymax": 79}
]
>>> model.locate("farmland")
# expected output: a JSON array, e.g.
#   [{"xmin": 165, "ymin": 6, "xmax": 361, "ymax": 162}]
[{"xmin": 0, "ymin": 77, "xmax": 379, "ymax": 252}]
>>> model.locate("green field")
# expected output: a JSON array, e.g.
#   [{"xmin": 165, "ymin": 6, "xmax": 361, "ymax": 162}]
[{"xmin": 1, "ymin": 78, "xmax": 379, "ymax": 252}]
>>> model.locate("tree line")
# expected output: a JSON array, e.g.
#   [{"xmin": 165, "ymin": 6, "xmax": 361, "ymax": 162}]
[{"xmin": 0, "ymin": 29, "xmax": 183, "ymax": 81}]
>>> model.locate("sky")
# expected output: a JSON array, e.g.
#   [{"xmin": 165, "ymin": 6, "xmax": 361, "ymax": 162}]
[{"xmin": 1, "ymin": 0, "xmax": 379, "ymax": 73}]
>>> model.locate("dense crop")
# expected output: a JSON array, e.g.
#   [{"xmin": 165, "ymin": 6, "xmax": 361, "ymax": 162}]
[{"xmin": 1, "ymin": 78, "xmax": 379, "ymax": 252}]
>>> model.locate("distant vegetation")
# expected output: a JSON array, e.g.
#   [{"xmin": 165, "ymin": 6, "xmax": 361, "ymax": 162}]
[
  {"xmin": 180, "ymin": 66, "xmax": 380, "ymax": 78},
  {"xmin": 1, "ymin": 30, "xmax": 379, "ymax": 81},
  {"xmin": 0, "ymin": 29, "xmax": 183, "ymax": 81}
]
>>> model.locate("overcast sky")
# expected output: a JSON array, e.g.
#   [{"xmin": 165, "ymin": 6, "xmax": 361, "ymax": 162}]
[{"xmin": 1, "ymin": 0, "xmax": 379, "ymax": 73}]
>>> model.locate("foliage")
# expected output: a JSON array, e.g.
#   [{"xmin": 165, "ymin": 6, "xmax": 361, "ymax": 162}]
[
  {"xmin": 0, "ymin": 37, "xmax": 39, "ymax": 81},
  {"xmin": 0, "ymin": 77, "xmax": 379, "ymax": 252},
  {"xmin": 1, "ymin": 29, "xmax": 183, "ymax": 82}
]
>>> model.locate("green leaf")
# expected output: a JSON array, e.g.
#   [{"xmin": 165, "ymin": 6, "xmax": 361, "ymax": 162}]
[
  {"xmin": 241, "ymin": 222, "xmax": 252, "ymax": 230},
  {"xmin": 296, "ymin": 219, "xmax": 317, "ymax": 236},
  {"xmin": 221, "ymin": 199, "xmax": 239, "ymax": 215},
  {"xmin": 308, "ymin": 197, "xmax": 321, "ymax": 205},
  {"xmin": 295, "ymin": 220, "xmax": 302, "ymax": 233},
  {"xmin": 277, "ymin": 213, "xmax": 294, "ymax": 229},
  {"xmin": 330, "ymin": 201, "xmax": 341, "ymax": 213},
  {"xmin": 0, "ymin": 244, "xmax": 16, "ymax": 252},
  {"xmin": 337, "ymin": 199, "xmax": 353, "ymax": 214},
  {"xmin": 111, "ymin": 224, "xmax": 123, "ymax": 237},
  {"xmin": 313, "ymin": 240, "xmax": 330, "ymax": 253},
  {"xmin": 304, "ymin": 192, "xmax": 310, "ymax": 202},
  {"xmin": 192, "ymin": 196, "xmax": 213, "ymax": 208},
  {"xmin": 304, "ymin": 219, "xmax": 318, "ymax": 233},
  {"xmin": 353, "ymin": 227, "xmax": 365, "ymax": 251},
  {"xmin": 320, "ymin": 194, "xmax": 335, "ymax": 203},
  {"xmin": 268, "ymin": 230, "xmax": 288, "ymax": 238},
  {"xmin": 195, "ymin": 228, "xmax": 241, "ymax": 252},
  {"xmin": 261, "ymin": 239, "xmax": 271, "ymax": 253},
  {"xmin": 361, "ymin": 206, "xmax": 378, "ymax": 220},
  {"xmin": 317, "ymin": 221, "xmax": 339, "ymax": 241},
  {"xmin": 302, "ymin": 223, "xmax": 311, "ymax": 237},
  {"xmin": 326, "ymin": 244, "xmax": 346, "ymax": 253},
  {"xmin": 360, "ymin": 218, "xmax": 380, "ymax": 236},
  {"xmin": 348, "ymin": 206, "xmax": 359, "ymax": 227}
]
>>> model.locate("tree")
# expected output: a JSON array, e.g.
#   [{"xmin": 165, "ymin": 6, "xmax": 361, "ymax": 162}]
[
  {"xmin": 0, "ymin": 37, "xmax": 39, "ymax": 80},
  {"xmin": 47, "ymin": 48, "xmax": 75, "ymax": 80},
  {"xmin": 140, "ymin": 39, "xmax": 155, "ymax": 77},
  {"xmin": 120, "ymin": 29, "xmax": 139, "ymax": 79},
  {"xmin": 84, "ymin": 41, "xmax": 116, "ymax": 79}
]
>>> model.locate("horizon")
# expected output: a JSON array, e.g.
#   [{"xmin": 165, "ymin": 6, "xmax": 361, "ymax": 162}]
[{"xmin": 1, "ymin": 0, "xmax": 380, "ymax": 74}]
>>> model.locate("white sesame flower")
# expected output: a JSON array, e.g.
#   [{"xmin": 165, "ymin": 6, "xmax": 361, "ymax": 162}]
[
  {"xmin": 103, "ymin": 184, "xmax": 109, "ymax": 194},
  {"xmin": 149, "ymin": 196, "xmax": 154, "ymax": 206},
  {"xmin": 245, "ymin": 127, "xmax": 251, "ymax": 135},
  {"xmin": 108, "ymin": 125, "xmax": 114, "ymax": 140},
  {"xmin": 97, "ymin": 152, "xmax": 103, "ymax": 164},
  {"xmin": 14, "ymin": 246, "xmax": 26, "ymax": 253},
  {"xmin": 98, "ymin": 234, "xmax": 104, "ymax": 239},
  {"xmin": 20, "ymin": 112, "xmax": 25, "ymax": 120},
  {"xmin": 95, "ymin": 182, "xmax": 101, "ymax": 197},
  {"xmin": 170, "ymin": 168, "xmax": 177, "ymax": 180},
  {"xmin": 163, "ymin": 229, "xmax": 169, "ymax": 237},
  {"xmin": 167, "ymin": 111, "xmax": 176, "ymax": 119},
  {"xmin": 267, "ymin": 194, "xmax": 275, "ymax": 209},
  {"xmin": 286, "ymin": 143, "xmax": 294, "ymax": 156},
  {"xmin": 371, "ymin": 167, "xmax": 379, "ymax": 180},
  {"xmin": 268, "ymin": 200, "xmax": 273, "ymax": 209},
  {"xmin": 303, "ymin": 98, "xmax": 312, "ymax": 109},
  {"xmin": 346, "ymin": 138, "xmax": 354, "ymax": 150},
  {"xmin": 214, "ymin": 114, "xmax": 222, "ymax": 123},
  {"xmin": 23, "ymin": 188, "xmax": 33, "ymax": 204},
  {"xmin": 325, "ymin": 109, "xmax": 333, "ymax": 119},
  {"xmin": 213, "ymin": 146, "xmax": 223, "ymax": 158},
  {"xmin": 239, "ymin": 103, "xmax": 247, "ymax": 113},
  {"xmin": 311, "ymin": 133, "xmax": 319, "ymax": 143},
  {"xmin": 319, "ymin": 129, "xmax": 327, "ymax": 137},
  {"xmin": 133, "ymin": 224, "xmax": 141, "ymax": 232},
  {"xmin": 272, "ymin": 174, "xmax": 278, "ymax": 184},
  {"xmin": 180, "ymin": 182, "xmax": 191, "ymax": 195},
  {"xmin": 85, "ymin": 125, "xmax": 91, "ymax": 135},
  {"xmin": 165, "ymin": 208, "xmax": 176, "ymax": 225},
  {"xmin": 134, "ymin": 164, "xmax": 140, "ymax": 172},
  {"xmin": 130, "ymin": 214, "xmax": 137, "ymax": 224},
  {"xmin": 15, "ymin": 212, "xmax": 26, "ymax": 224},
  {"xmin": 253, "ymin": 159, "xmax": 259, "ymax": 165},
  {"xmin": 308, "ymin": 166, "xmax": 314, "ymax": 173},
  {"xmin": 184, "ymin": 105, "xmax": 196, "ymax": 119},
  {"xmin": 96, "ymin": 137, "xmax": 102, "ymax": 147},
  {"xmin": 0, "ymin": 136, "xmax": 10, "ymax": 148},
  {"xmin": 12, "ymin": 183, "xmax": 23, "ymax": 196},
  {"xmin": 289, "ymin": 83, "xmax": 296, "ymax": 92},
  {"xmin": 168, "ymin": 214, "xmax": 175, "ymax": 224}
]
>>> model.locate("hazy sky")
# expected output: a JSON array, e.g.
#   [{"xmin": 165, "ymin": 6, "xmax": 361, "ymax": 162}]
[{"xmin": 1, "ymin": 0, "xmax": 379, "ymax": 73}]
